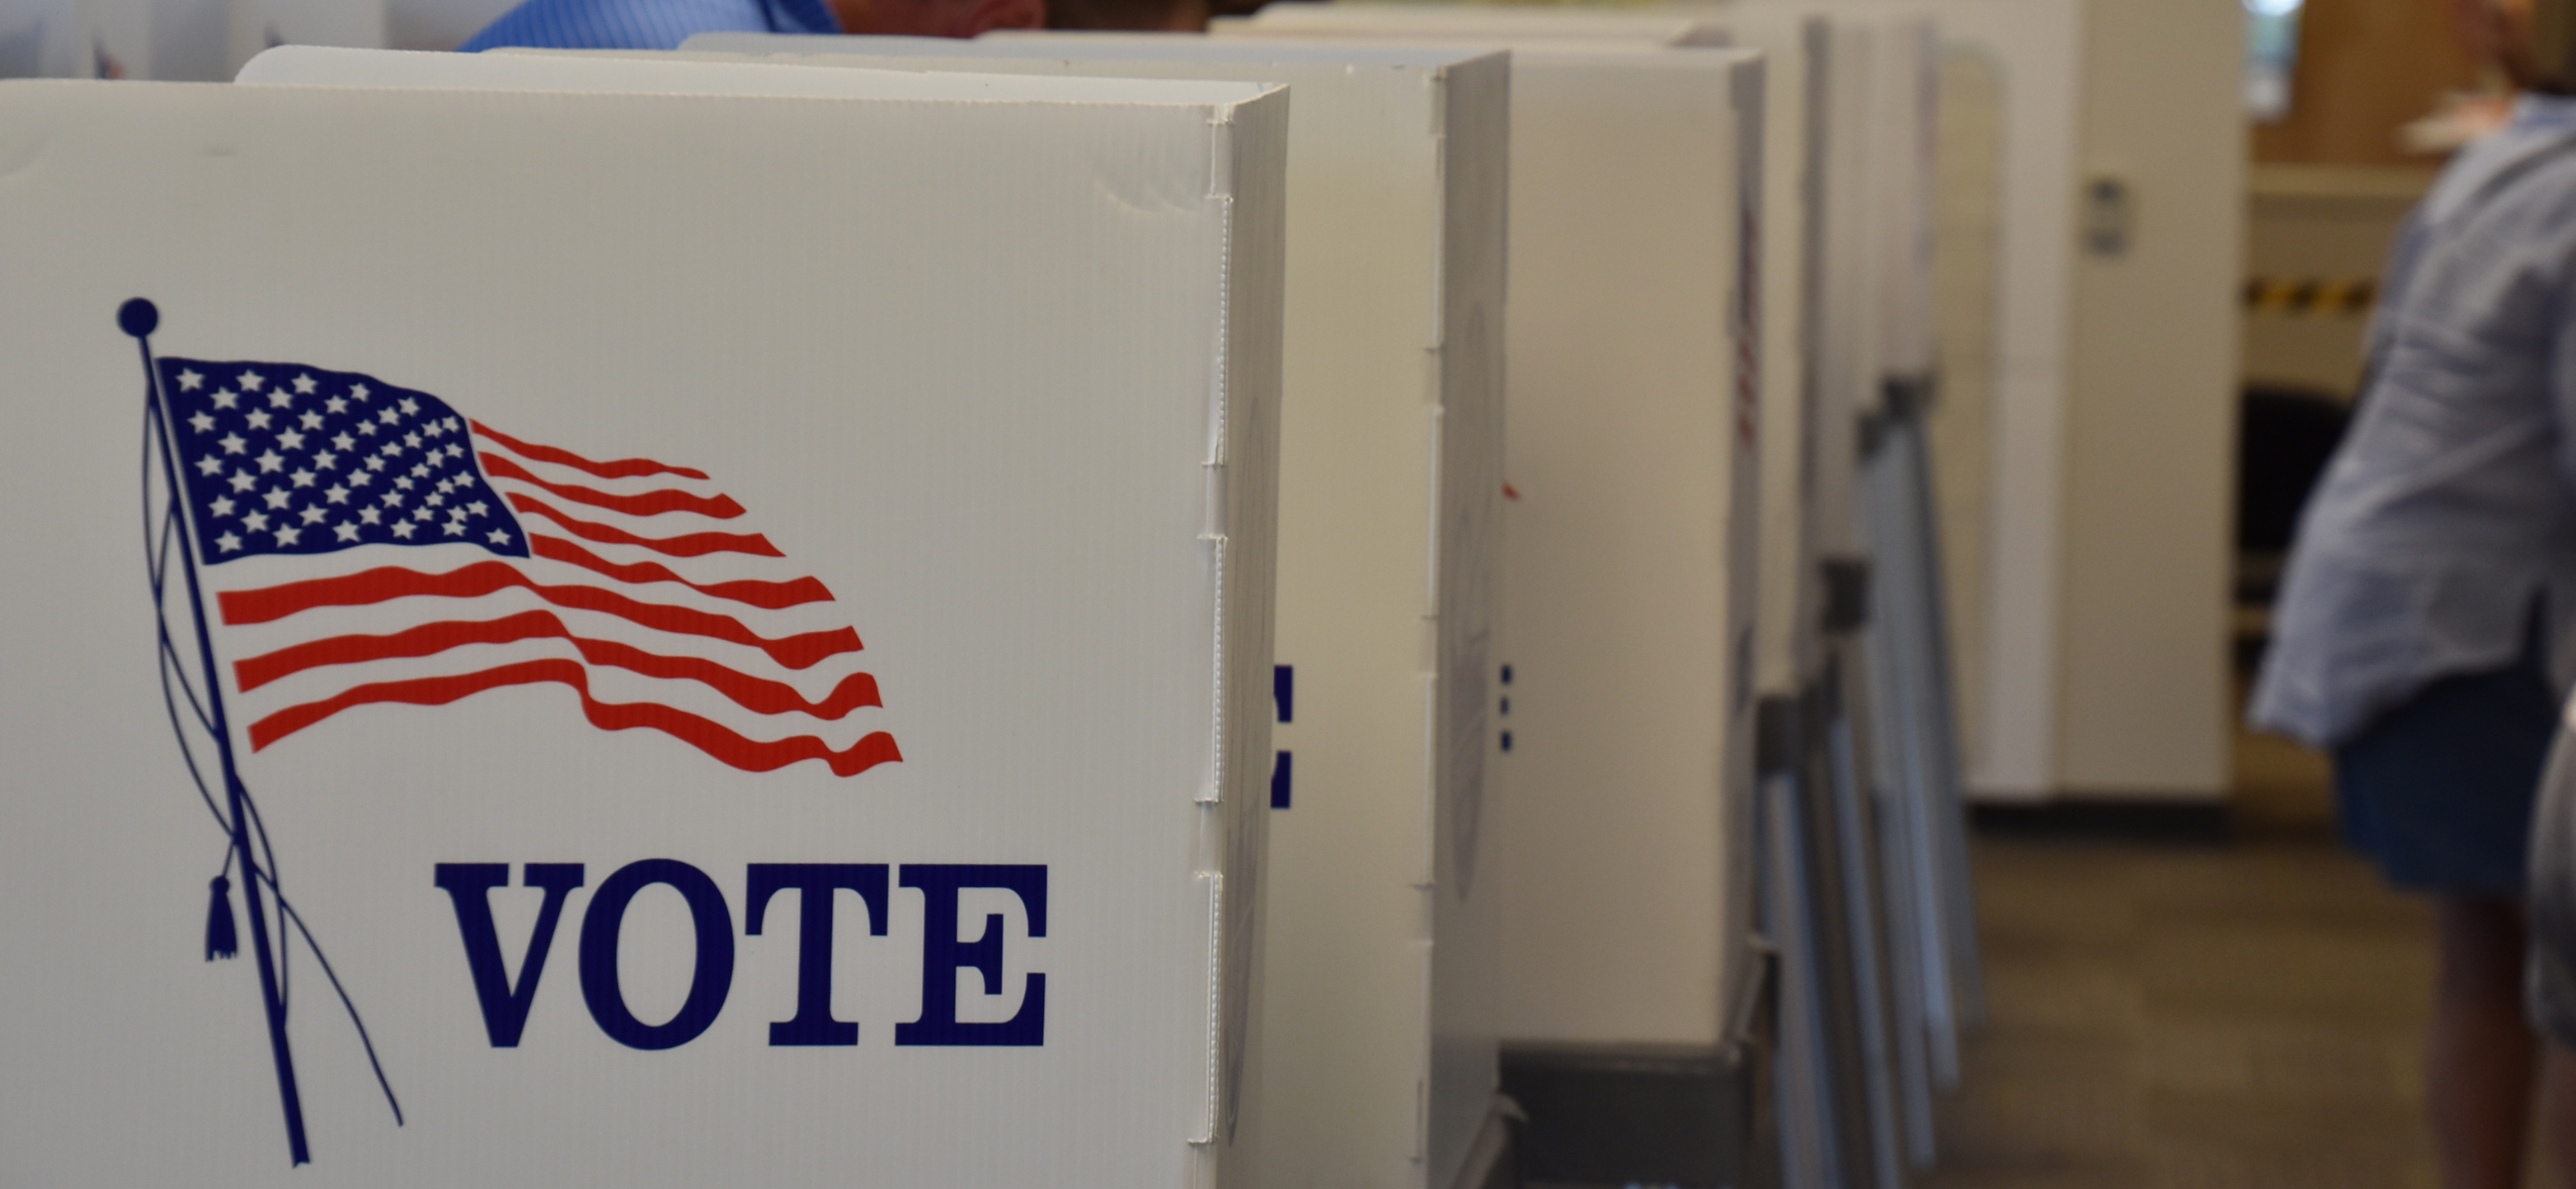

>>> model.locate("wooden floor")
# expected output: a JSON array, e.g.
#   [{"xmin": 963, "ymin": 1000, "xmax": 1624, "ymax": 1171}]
[{"xmin": 1917, "ymin": 721, "xmax": 2458, "ymax": 1189}]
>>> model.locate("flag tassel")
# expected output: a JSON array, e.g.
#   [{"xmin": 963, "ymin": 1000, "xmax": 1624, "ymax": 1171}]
[{"xmin": 206, "ymin": 876, "xmax": 238, "ymax": 961}]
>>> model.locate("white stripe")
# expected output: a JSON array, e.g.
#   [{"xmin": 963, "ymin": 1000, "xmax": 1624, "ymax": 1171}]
[
  {"xmin": 214, "ymin": 584, "xmax": 876, "ymax": 696},
  {"xmin": 232, "ymin": 637, "xmax": 891, "ymax": 750}
]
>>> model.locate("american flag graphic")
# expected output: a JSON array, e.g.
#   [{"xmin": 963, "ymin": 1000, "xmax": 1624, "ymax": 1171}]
[{"xmin": 157, "ymin": 357, "xmax": 901, "ymax": 777}]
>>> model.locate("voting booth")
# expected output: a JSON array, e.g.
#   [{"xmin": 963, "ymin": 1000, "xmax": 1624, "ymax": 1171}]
[
  {"xmin": 621, "ymin": 33, "xmax": 1518, "ymax": 1189},
  {"xmin": 0, "ymin": 51, "xmax": 1285, "ymax": 1186},
  {"xmin": 1217, "ymin": 15, "xmax": 1770, "ymax": 1183},
  {"xmin": 1242, "ymin": 2, "xmax": 1729, "ymax": 46},
  {"xmin": 1729, "ymin": 0, "xmax": 2243, "ymax": 812},
  {"xmin": 1228, "ymin": 10, "xmax": 1984, "ymax": 1187},
  {"xmin": 1234, "ymin": 2, "xmax": 1824, "ymax": 707}
]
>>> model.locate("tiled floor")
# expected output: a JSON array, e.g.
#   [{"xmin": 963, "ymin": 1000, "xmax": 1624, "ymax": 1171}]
[
  {"xmin": 1918, "ymin": 724, "xmax": 2464, "ymax": 1189},
  {"xmin": 1917, "ymin": 829, "xmax": 2441, "ymax": 1189},
  {"xmin": 1528, "ymin": 703, "xmax": 2516, "ymax": 1189}
]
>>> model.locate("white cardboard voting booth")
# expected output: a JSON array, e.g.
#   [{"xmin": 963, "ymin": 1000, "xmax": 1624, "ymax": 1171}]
[
  {"xmin": 1727, "ymin": 0, "xmax": 2242, "ymax": 807},
  {"xmin": 1242, "ymin": 3, "xmax": 1729, "ymax": 46},
  {"xmin": 1219, "ymin": 17, "xmax": 1881, "ymax": 1189},
  {"xmin": 1227, "ymin": 2, "xmax": 1825, "ymax": 702},
  {"xmin": 1476, "ymin": 35, "xmax": 1765, "ymax": 1064},
  {"xmin": 658, "ymin": 33, "xmax": 1515, "ymax": 1189},
  {"xmin": 0, "ymin": 53, "xmax": 1285, "ymax": 1187},
  {"xmin": 1220, "ymin": 20, "xmax": 1767, "ymax": 1059}
]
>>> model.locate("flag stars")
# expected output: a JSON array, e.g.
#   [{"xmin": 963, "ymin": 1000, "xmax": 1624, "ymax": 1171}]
[{"xmin": 168, "ymin": 366, "xmax": 519, "ymax": 560}]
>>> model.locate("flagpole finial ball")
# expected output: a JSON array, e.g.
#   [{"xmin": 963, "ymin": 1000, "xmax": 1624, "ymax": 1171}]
[{"xmin": 117, "ymin": 298, "xmax": 158, "ymax": 339}]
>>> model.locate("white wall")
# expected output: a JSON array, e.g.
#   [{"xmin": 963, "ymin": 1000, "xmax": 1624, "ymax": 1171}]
[{"xmin": 2050, "ymin": 0, "xmax": 2240, "ymax": 799}]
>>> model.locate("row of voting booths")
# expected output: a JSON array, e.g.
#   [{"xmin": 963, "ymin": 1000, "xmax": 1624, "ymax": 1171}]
[{"xmin": 0, "ymin": 0, "xmax": 2247, "ymax": 1182}]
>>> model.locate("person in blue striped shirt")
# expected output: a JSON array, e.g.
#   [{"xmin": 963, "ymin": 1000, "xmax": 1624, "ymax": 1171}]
[
  {"xmin": 459, "ymin": 0, "xmax": 1042, "ymax": 54},
  {"xmin": 2260, "ymin": 60, "xmax": 2576, "ymax": 1189}
]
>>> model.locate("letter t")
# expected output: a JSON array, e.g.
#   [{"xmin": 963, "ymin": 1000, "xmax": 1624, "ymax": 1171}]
[{"xmin": 745, "ymin": 864, "xmax": 890, "ymax": 1046}]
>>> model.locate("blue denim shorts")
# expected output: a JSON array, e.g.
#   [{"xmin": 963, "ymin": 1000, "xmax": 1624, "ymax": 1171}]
[{"xmin": 2334, "ymin": 656, "xmax": 2558, "ymax": 897}]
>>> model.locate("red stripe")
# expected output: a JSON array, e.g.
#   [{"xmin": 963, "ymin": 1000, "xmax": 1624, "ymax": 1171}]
[
  {"xmin": 218, "ymin": 561, "xmax": 860, "ymax": 670},
  {"xmin": 531, "ymin": 535, "xmax": 831, "ymax": 609},
  {"xmin": 232, "ymin": 609, "xmax": 883, "ymax": 719},
  {"xmin": 508, "ymin": 493, "xmax": 782, "ymax": 559},
  {"xmin": 482, "ymin": 454, "xmax": 745, "ymax": 520},
  {"xmin": 470, "ymin": 422, "xmax": 709, "ymax": 481},
  {"xmin": 246, "ymin": 658, "xmax": 902, "ymax": 778}
]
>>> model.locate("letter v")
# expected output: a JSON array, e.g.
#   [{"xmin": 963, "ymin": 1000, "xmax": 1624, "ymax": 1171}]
[{"xmin": 435, "ymin": 863, "xmax": 586, "ymax": 1047}]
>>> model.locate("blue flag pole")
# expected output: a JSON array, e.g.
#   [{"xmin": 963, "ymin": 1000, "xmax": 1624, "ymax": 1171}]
[{"xmin": 123, "ymin": 298, "xmax": 311, "ymax": 1166}]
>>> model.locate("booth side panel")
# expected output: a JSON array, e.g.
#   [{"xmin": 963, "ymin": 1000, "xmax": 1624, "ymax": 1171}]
[{"xmin": 1427, "ymin": 51, "xmax": 1513, "ymax": 1189}]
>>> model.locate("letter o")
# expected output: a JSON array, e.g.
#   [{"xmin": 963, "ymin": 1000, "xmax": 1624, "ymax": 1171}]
[{"xmin": 579, "ymin": 859, "xmax": 735, "ymax": 1050}]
